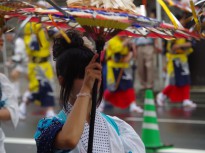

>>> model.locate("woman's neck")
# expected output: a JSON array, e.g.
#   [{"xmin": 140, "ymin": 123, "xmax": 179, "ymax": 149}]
[{"xmin": 69, "ymin": 96, "xmax": 76, "ymax": 105}]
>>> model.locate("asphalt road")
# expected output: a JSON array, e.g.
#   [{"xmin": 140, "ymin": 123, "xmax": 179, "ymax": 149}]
[{"xmin": 3, "ymin": 92, "xmax": 205, "ymax": 153}]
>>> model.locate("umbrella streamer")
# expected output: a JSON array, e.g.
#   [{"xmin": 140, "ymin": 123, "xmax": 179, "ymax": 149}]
[
  {"xmin": 157, "ymin": 0, "xmax": 179, "ymax": 28},
  {"xmin": 48, "ymin": 14, "xmax": 71, "ymax": 43},
  {"xmin": 190, "ymin": 0, "xmax": 201, "ymax": 33}
]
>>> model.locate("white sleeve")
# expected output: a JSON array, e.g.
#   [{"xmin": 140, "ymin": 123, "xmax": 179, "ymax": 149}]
[
  {"xmin": 0, "ymin": 73, "xmax": 19, "ymax": 128},
  {"xmin": 111, "ymin": 116, "xmax": 145, "ymax": 153},
  {"xmin": 14, "ymin": 38, "xmax": 26, "ymax": 55}
]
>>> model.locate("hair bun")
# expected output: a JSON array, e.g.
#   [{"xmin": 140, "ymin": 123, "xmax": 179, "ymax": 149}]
[{"xmin": 53, "ymin": 29, "xmax": 84, "ymax": 60}]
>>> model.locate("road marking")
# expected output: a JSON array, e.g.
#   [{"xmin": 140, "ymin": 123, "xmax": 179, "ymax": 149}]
[
  {"xmin": 5, "ymin": 137, "xmax": 35, "ymax": 145},
  {"xmin": 157, "ymin": 148, "xmax": 205, "ymax": 153},
  {"xmin": 125, "ymin": 117, "xmax": 205, "ymax": 125},
  {"xmin": 167, "ymin": 104, "xmax": 205, "ymax": 108},
  {"xmin": 138, "ymin": 103, "xmax": 205, "ymax": 108}
]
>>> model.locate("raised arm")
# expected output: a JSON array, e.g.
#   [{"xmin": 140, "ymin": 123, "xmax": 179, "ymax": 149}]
[{"xmin": 55, "ymin": 54, "xmax": 102, "ymax": 150}]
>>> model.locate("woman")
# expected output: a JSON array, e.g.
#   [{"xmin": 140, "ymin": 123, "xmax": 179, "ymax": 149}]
[{"xmin": 34, "ymin": 30, "xmax": 145, "ymax": 153}]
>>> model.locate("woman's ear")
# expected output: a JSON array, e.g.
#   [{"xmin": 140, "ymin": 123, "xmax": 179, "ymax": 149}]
[{"xmin": 58, "ymin": 76, "xmax": 64, "ymax": 86}]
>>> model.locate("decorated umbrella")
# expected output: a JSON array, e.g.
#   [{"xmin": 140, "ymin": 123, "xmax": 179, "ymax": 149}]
[
  {"xmin": 0, "ymin": 0, "xmax": 201, "ymax": 39},
  {"xmin": 1, "ymin": 0, "xmax": 200, "ymax": 152},
  {"xmin": 3, "ymin": 1, "xmax": 200, "ymax": 40}
]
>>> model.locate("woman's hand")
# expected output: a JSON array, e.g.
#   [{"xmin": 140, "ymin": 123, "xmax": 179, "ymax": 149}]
[{"xmin": 81, "ymin": 54, "xmax": 102, "ymax": 93}]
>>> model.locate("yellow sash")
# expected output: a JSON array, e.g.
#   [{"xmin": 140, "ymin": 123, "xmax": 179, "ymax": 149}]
[{"xmin": 106, "ymin": 36, "xmax": 129, "ymax": 89}]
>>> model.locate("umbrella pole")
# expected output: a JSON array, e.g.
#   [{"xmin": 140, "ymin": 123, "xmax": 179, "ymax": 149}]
[{"xmin": 87, "ymin": 40, "xmax": 105, "ymax": 153}]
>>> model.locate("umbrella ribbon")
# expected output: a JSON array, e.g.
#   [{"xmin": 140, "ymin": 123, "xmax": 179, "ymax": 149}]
[
  {"xmin": 190, "ymin": 0, "xmax": 201, "ymax": 33},
  {"xmin": 48, "ymin": 14, "xmax": 71, "ymax": 44},
  {"xmin": 157, "ymin": 0, "xmax": 178, "ymax": 28}
]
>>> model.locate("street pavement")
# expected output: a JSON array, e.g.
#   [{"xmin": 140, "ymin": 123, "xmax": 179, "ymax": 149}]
[{"xmin": 3, "ymin": 92, "xmax": 205, "ymax": 153}]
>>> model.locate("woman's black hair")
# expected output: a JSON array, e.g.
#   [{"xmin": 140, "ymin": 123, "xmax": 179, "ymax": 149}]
[
  {"xmin": 175, "ymin": 14, "xmax": 184, "ymax": 21},
  {"xmin": 53, "ymin": 29, "xmax": 103, "ymax": 110}
]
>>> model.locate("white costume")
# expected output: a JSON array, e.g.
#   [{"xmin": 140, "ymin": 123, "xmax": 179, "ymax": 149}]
[
  {"xmin": 35, "ymin": 103, "xmax": 145, "ymax": 153},
  {"xmin": 12, "ymin": 37, "xmax": 28, "ymax": 73},
  {"xmin": 0, "ymin": 73, "xmax": 19, "ymax": 153}
]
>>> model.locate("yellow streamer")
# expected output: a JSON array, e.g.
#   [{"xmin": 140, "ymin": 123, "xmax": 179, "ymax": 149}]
[
  {"xmin": 48, "ymin": 14, "xmax": 71, "ymax": 44},
  {"xmin": 190, "ymin": 0, "xmax": 201, "ymax": 33},
  {"xmin": 157, "ymin": 0, "xmax": 178, "ymax": 28},
  {"xmin": 166, "ymin": 0, "xmax": 174, "ymax": 6}
]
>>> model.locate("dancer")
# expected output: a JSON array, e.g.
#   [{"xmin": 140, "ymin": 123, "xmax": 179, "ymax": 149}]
[
  {"xmin": 19, "ymin": 22, "xmax": 55, "ymax": 119},
  {"xmin": 34, "ymin": 30, "xmax": 145, "ymax": 153},
  {"xmin": 103, "ymin": 36, "xmax": 143, "ymax": 113},
  {"xmin": 156, "ymin": 15, "xmax": 196, "ymax": 108}
]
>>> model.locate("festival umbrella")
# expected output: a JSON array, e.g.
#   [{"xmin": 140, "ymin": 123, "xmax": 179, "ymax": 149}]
[
  {"xmin": 0, "ymin": 0, "xmax": 200, "ymax": 40},
  {"xmin": 3, "ymin": 0, "xmax": 200, "ymax": 40},
  {"xmin": 18, "ymin": 4, "xmax": 199, "ymax": 39},
  {"xmin": 1, "ymin": 0, "xmax": 200, "ymax": 152}
]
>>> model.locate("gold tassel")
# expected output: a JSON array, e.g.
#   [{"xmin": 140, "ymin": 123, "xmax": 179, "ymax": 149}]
[
  {"xmin": 48, "ymin": 14, "xmax": 71, "ymax": 44},
  {"xmin": 190, "ymin": 0, "xmax": 201, "ymax": 33}
]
